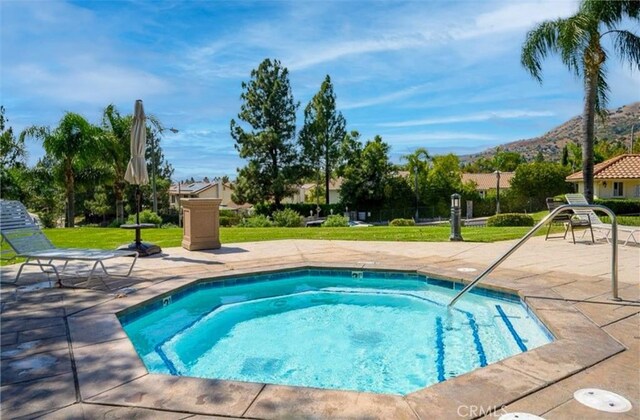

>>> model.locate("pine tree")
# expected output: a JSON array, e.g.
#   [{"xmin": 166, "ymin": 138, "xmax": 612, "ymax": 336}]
[
  {"xmin": 230, "ymin": 59, "xmax": 301, "ymax": 206},
  {"xmin": 299, "ymin": 75, "xmax": 347, "ymax": 204}
]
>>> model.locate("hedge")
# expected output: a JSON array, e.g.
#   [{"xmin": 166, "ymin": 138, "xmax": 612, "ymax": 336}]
[
  {"xmin": 594, "ymin": 199, "xmax": 640, "ymax": 215},
  {"xmin": 389, "ymin": 218, "xmax": 416, "ymax": 226},
  {"xmin": 323, "ymin": 215, "xmax": 349, "ymax": 227},
  {"xmin": 486, "ymin": 213, "xmax": 535, "ymax": 227},
  {"xmin": 255, "ymin": 202, "xmax": 346, "ymax": 217}
]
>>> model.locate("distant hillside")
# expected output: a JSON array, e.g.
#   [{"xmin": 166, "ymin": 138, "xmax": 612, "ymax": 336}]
[{"xmin": 464, "ymin": 102, "xmax": 639, "ymax": 162}]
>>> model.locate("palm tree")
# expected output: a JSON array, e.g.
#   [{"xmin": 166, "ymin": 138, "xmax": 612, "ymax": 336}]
[
  {"xmin": 101, "ymin": 104, "xmax": 132, "ymax": 223},
  {"xmin": 21, "ymin": 113, "xmax": 101, "ymax": 227},
  {"xmin": 521, "ymin": 0, "xmax": 640, "ymax": 203},
  {"xmin": 402, "ymin": 148, "xmax": 431, "ymax": 217}
]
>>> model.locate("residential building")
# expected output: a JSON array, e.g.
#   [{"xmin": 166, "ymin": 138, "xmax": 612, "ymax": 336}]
[
  {"xmin": 566, "ymin": 154, "xmax": 640, "ymax": 199},
  {"xmin": 286, "ymin": 178, "xmax": 343, "ymax": 205},
  {"xmin": 169, "ymin": 179, "xmax": 250, "ymax": 210},
  {"xmin": 461, "ymin": 172, "xmax": 515, "ymax": 198}
]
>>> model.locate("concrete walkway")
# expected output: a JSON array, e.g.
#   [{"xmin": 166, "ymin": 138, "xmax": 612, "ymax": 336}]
[{"xmin": 1, "ymin": 237, "xmax": 638, "ymax": 419}]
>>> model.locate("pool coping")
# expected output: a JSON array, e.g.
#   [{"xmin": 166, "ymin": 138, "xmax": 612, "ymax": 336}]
[{"xmin": 68, "ymin": 262, "xmax": 627, "ymax": 419}]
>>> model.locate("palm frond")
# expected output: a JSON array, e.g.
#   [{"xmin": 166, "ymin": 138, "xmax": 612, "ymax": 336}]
[
  {"xmin": 613, "ymin": 29, "xmax": 640, "ymax": 71},
  {"xmin": 19, "ymin": 125, "xmax": 49, "ymax": 143},
  {"xmin": 521, "ymin": 20, "xmax": 563, "ymax": 81},
  {"xmin": 595, "ymin": 64, "xmax": 610, "ymax": 117},
  {"xmin": 556, "ymin": 14, "xmax": 591, "ymax": 76},
  {"xmin": 582, "ymin": 0, "xmax": 640, "ymax": 29}
]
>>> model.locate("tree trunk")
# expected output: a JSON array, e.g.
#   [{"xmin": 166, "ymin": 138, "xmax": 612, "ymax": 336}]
[
  {"xmin": 582, "ymin": 73, "xmax": 598, "ymax": 204},
  {"xmin": 114, "ymin": 181, "xmax": 124, "ymax": 224},
  {"xmin": 316, "ymin": 168, "xmax": 321, "ymax": 206},
  {"xmin": 272, "ymin": 149, "xmax": 280, "ymax": 207},
  {"xmin": 325, "ymin": 154, "xmax": 330, "ymax": 205},
  {"xmin": 65, "ymin": 162, "xmax": 75, "ymax": 227}
]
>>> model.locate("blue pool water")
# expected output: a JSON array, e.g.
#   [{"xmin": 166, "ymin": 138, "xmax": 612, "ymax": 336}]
[{"xmin": 119, "ymin": 269, "xmax": 553, "ymax": 395}]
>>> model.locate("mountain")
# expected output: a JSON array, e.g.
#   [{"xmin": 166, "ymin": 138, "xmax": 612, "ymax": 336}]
[{"xmin": 463, "ymin": 102, "xmax": 639, "ymax": 162}]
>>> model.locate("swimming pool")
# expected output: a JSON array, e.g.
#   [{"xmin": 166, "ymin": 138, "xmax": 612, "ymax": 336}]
[{"xmin": 119, "ymin": 269, "xmax": 553, "ymax": 395}]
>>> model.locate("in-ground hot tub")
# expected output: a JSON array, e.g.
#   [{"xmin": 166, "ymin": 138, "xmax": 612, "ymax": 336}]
[{"xmin": 119, "ymin": 268, "xmax": 553, "ymax": 395}]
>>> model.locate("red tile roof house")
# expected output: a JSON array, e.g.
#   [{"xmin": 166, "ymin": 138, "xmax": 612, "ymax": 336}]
[
  {"xmin": 461, "ymin": 172, "xmax": 515, "ymax": 198},
  {"xmin": 566, "ymin": 154, "xmax": 640, "ymax": 199}
]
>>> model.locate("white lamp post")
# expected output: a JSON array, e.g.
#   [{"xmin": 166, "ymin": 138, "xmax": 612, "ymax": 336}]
[{"xmin": 494, "ymin": 170, "xmax": 501, "ymax": 215}]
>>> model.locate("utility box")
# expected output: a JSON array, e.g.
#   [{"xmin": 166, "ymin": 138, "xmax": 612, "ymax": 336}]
[{"xmin": 181, "ymin": 198, "xmax": 222, "ymax": 251}]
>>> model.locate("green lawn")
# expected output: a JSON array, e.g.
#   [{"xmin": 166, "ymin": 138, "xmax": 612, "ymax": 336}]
[
  {"xmin": 599, "ymin": 215, "xmax": 640, "ymax": 226},
  {"xmin": 40, "ymin": 225, "xmax": 533, "ymax": 249},
  {"xmin": 1, "ymin": 225, "xmax": 533, "ymax": 266},
  {"xmin": 4, "ymin": 211, "xmax": 635, "ymax": 267}
]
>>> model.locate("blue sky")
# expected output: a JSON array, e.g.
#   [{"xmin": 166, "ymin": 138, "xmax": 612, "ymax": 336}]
[{"xmin": 2, "ymin": 0, "xmax": 639, "ymax": 181}]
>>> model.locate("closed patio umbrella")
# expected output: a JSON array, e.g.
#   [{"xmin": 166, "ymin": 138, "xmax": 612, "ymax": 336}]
[
  {"xmin": 124, "ymin": 99, "xmax": 149, "ymax": 186},
  {"xmin": 119, "ymin": 99, "xmax": 161, "ymax": 257}
]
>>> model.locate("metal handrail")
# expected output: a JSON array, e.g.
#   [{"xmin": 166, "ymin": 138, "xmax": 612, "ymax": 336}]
[{"xmin": 448, "ymin": 204, "xmax": 619, "ymax": 307}]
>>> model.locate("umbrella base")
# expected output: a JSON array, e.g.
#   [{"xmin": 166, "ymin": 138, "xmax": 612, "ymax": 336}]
[{"xmin": 117, "ymin": 242, "xmax": 162, "ymax": 257}]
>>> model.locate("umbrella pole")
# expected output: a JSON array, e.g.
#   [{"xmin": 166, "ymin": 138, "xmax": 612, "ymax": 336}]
[{"xmin": 136, "ymin": 185, "xmax": 141, "ymax": 226}]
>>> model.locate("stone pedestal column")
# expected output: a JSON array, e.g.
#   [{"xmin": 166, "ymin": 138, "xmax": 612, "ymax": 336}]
[{"xmin": 181, "ymin": 198, "xmax": 222, "ymax": 251}]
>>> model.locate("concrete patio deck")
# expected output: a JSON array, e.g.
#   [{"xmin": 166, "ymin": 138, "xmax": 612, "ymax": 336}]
[{"xmin": 1, "ymin": 236, "xmax": 638, "ymax": 419}]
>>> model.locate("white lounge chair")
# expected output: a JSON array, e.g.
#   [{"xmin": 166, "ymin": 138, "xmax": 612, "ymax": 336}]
[
  {"xmin": 565, "ymin": 193, "xmax": 639, "ymax": 246},
  {"xmin": 0, "ymin": 200, "xmax": 139, "ymax": 286}
]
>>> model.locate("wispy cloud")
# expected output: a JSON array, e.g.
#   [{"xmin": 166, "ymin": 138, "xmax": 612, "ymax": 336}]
[
  {"xmin": 382, "ymin": 131, "xmax": 501, "ymax": 143},
  {"xmin": 7, "ymin": 63, "xmax": 169, "ymax": 105},
  {"xmin": 340, "ymin": 83, "xmax": 436, "ymax": 110},
  {"xmin": 468, "ymin": 1, "xmax": 578, "ymax": 38},
  {"xmin": 379, "ymin": 110, "xmax": 555, "ymax": 128},
  {"xmin": 287, "ymin": 36, "xmax": 428, "ymax": 71}
]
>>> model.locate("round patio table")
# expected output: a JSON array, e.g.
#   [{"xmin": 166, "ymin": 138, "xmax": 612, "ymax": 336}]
[{"xmin": 117, "ymin": 223, "xmax": 162, "ymax": 257}]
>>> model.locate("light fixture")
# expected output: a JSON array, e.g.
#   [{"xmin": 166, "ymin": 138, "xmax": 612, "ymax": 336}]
[
  {"xmin": 449, "ymin": 193, "xmax": 463, "ymax": 241},
  {"xmin": 451, "ymin": 193, "xmax": 461, "ymax": 209},
  {"xmin": 602, "ymin": 181, "xmax": 607, "ymax": 188}
]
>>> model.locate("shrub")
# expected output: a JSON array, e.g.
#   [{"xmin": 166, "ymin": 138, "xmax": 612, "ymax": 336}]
[
  {"xmin": 219, "ymin": 216, "xmax": 233, "ymax": 227},
  {"xmin": 126, "ymin": 210, "xmax": 162, "ymax": 225},
  {"xmin": 322, "ymin": 215, "xmax": 349, "ymax": 227},
  {"xmin": 389, "ymin": 218, "xmax": 416, "ymax": 226},
  {"xmin": 219, "ymin": 210, "xmax": 242, "ymax": 227},
  {"xmin": 238, "ymin": 215, "xmax": 274, "ymax": 227},
  {"xmin": 158, "ymin": 207, "xmax": 180, "ymax": 225},
  {"xmin": 594, "ymin": 199, "xmax": 640, "ymax": 215},
  {"xmin": 272, "ymin": 208, "xmax": 304, "ymax": 227},
  {"xmin": 487, "ymin": 213, "xmax": 535, "ymax": 227},
  {"xmin": 254, "ymin": 202, "xmax": 345, "ymax": 218},
  {"xmin": 107, "ymin": 219, "xmax": 122, "ymax": 228},
  {"xmin": 36, "ymin": 211, "xmax": 58, "ymax": 228}
]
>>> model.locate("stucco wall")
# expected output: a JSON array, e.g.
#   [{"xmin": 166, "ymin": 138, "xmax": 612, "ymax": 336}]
[{"xmin": 574, "ymin": 180, "xmax": 640, "ymax": 199}]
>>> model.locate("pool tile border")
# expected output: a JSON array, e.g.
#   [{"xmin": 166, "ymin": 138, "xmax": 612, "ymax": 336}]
[
  {"xmin": 69, "ymin": 262, "xmax": 627, "ymax": 419},
  {"xmin": 117, "ymin": 266, "xmax": 521, "ymax": 326}
]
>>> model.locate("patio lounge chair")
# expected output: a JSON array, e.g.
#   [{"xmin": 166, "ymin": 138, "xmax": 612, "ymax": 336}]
[
  {"xmin": 545, "ymin": 197, "xmax": 594, "ymax": 244},
  {"xmin": 565, "ymin": 193, "xmax": 640, "ymax": 246},
  {"xmin": 0, "ymin": 200, "xmax": 139, "ymax": 287}
]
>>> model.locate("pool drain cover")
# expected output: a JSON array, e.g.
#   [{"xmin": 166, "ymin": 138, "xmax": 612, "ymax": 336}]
[
  {"xmin": 573, "ymin": 388, "xmax": 632, "ymax": 413},
  {"xmin": 499, "ymin": 413, "xmax": 545, "ymax": 420}
]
